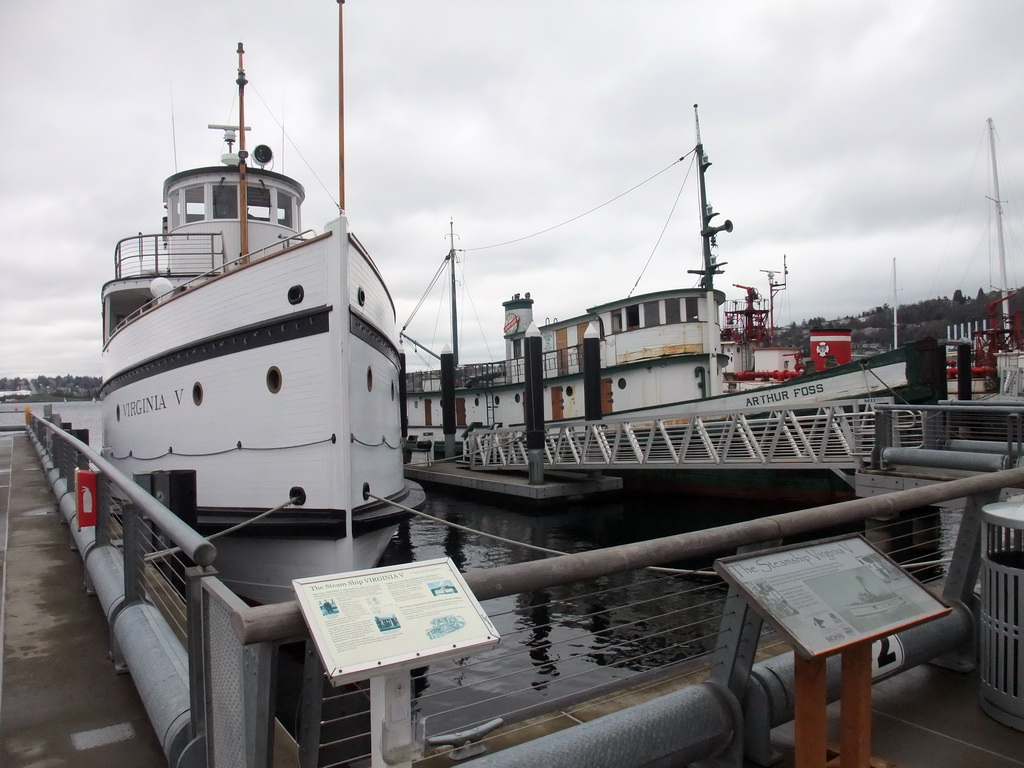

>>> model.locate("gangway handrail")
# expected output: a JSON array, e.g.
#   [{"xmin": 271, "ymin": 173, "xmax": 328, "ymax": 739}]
[{"xmin": 465, "ymin": 401, "xmax": 885, "ymax": 472}]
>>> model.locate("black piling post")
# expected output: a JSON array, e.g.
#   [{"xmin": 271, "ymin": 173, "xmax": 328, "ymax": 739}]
[
  {"xmin": 523, "ymin": 323, "xmax": 545, "ymax": 485},
  {"xmin": 399, "ymin": 349, "xmax": 410, "ymax": 462},
  {"xmin": 582, "ymin": 321, "xmax": 602, "ymax": 422},
  {"xmin": 441, "ymin": 345, "xmax": 457, "ymax": 458},
  {"xmin": 957, "ymin": 343, "xmax": 973, "ymax": 401}
]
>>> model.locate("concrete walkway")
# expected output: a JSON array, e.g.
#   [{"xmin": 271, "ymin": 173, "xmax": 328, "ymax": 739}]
[{"xmin": 0, "ymin": 431, "xmax": 166, "ymax": 767}]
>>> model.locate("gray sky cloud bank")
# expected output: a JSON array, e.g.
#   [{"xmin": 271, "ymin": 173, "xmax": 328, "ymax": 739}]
[{"xmin": 2, "ymin": 1, "xmax": 1022, "ymax": 377}]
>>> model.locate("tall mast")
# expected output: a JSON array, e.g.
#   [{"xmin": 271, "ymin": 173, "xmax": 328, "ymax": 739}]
[
  {"xmin": 447, "ymin": 220, "xmax": 459, "ymax": 366},
  {"xmin": 689, "ymin": 105, "xmax": 731, "ymax": 291},
  {"xmin": 338, "ymin": 0, "xmax": 346, "ymax": 212},
  {"xmin": 988, "ymin": 117, "xmax": 1008, "ymax": 318},
  {"xmin": 686, "ymin": 105, "xmax": 732, "ymax": 398},
  {"xmin": 760, "ymin": 254, "xmax": 788, "ymax": 346},
  {"xmin": 236, "ymin": 43, "xmax": 249, "ymax": 259}
]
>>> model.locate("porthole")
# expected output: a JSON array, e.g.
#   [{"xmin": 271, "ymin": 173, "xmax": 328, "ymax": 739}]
[
  {"xmin": 617, "ymin": 378, "xmax": 627, "ymax": 390},
  {"xmin": 366, "ymin": 366, "xmax": 373, "ymax": 391},
  {"xmin": 192, "ymin": 382, "xmax": 204, "ymax": 405},
  {"xmin": 565, "ymin": 385, "xmax": 574, "ymax": 396},
  {"xmin": 474, "ymin": 396, "xmax": 480, "ymax": 406},
  {"xmin": 494, "ymin": 395, "xmax": 501, "ymax": 405},
  {"xmin": 116, "ymin": 404, "xmax": 121, "ymax": 422},
  {"xmin": 266, "ymin": 367, "xmax": 283, "ymax": 394},
  {"xmin": 287, "ymin": 284, "xmax": 304, "ymax": 305},
  {"xmin": 514, "ymin": 393, "xmax": 521, "ymax": 403},
  {"xmin": 391, "ymin": 381, "xmax": 395, "ymax": 401},
  {"xmin": 357, "ymin": 287, "xmax": 366, "ymax": 306}
]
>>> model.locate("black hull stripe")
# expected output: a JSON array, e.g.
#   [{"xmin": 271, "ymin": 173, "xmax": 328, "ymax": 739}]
[
  {"xmin": 350, "ymin": 310, "xmax": 402, "ymax": 372},
  {"xmin": 100, "ymin": 306, "xmax": 331, "ymax": 397}
]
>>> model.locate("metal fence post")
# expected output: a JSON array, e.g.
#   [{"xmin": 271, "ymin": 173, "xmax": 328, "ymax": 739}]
[
  {"xmin": 121, "ymin": 502, "xmax": 146, "ymax": 607},
  {"xmin": 297, "ymin": 641, "xmax": 326, "ymax": 768},
  {"xmin": 931, "ymin": 489, "xmax": 1000, "ymax": 672},
  {"xmin": 871, "ymin": 408, "xmax": 892, "ymax": 469}
]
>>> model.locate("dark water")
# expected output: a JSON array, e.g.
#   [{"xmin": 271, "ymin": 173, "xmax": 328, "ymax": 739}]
[{"xmin": 374, "ymin": 488, "xmax": 810, "ymax": 734}]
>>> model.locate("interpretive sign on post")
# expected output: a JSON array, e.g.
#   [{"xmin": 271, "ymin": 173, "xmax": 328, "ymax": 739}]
[
  {"xmin": 293, "ymin": 557, "xmax": 499, "ymax": 686},
  {"xmin": 714, "ymin": 534, "xmax": 950, "ymax": 660},
  {"xmin": 715, "ymin": 534, "xmax": 951, "ymax": 768}
]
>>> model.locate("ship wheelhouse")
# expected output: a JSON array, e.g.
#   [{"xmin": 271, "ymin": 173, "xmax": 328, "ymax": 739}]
[{"xmin": 102, "ymin": 165, "xmax": 306, "ymax": 344}]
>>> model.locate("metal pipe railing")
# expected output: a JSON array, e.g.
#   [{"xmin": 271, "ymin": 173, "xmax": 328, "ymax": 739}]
[
  {"xmin": 32, "ymin": 416, "xmax": 215, "ymax": 566},
  {"xmin": 27, "ymin": 412, "xmax": 217, "ymax": 767},
  {"xmin": 230, "ymin": 465, "xmax": 1024, "ymax": 642}
]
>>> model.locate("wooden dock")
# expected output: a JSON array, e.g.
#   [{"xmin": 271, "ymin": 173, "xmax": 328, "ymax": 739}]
[{"xmin": 403, "ymin": 460, "xmax": 622, "ymax": 501}]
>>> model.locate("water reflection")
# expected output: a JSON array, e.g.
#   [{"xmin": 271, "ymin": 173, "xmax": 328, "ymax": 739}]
[
  {"xmin": 378, "ymin": 489, "xmax": 949, "ymax": 736},
  {"xmin": 378, "ymin": 491, "xmax": 785, "ymax": 733}
]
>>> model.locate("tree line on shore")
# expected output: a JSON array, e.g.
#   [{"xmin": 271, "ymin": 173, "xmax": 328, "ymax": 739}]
[{"xmin": 0, "ymin": 375, "xmax": 101, "ymax": 400}]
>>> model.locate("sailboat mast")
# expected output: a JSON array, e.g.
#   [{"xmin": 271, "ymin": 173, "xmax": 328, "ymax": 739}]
[
  {"xmin": 236, "ymin": 43, "xmax": 249, "ymax": 259},
  {"xmin": 448, "ymin": 220, "xmax": 459, "ymax": 366},
  {"xmin": 988, "ymin": 117, "xmax": 1008, "ymax": 318},
  {"xmin": 338, "ymin": 0, "xmax": 346, "ymax": 212},
  {"xmin": 892, "ymin": 257, "xmax": 899, "ymax": 349}
]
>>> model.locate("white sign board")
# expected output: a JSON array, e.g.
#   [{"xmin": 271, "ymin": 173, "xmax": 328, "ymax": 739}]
[
  {"xmin": 715, "ymin": 534, "xmax": 950, "ymax": 659},
  {"xmin": 293, "ymin": 557, "xmax": 499, "ymax": 685}
]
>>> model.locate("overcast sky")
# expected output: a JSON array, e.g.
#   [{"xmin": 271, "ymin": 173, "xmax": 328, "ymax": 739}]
[{"xmin": 2, "ymin": 0, "xmax": 1023, "ymax": 377}]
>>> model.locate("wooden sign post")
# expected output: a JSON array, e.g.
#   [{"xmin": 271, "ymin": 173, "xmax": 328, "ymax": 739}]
[{"xmin": 716, "ymin": 534, "xmax": 951, "ymax": 767}]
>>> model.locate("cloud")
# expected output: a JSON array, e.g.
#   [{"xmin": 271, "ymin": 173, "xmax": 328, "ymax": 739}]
[{"xmin": 1, "ymin": 0, "xmax": 1022, "ymax": 377}]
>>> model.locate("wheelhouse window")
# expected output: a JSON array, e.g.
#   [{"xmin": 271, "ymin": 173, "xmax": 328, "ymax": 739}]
[
  {"xmin": 685, "ymin": 297, "xmax": 700, "ymax": 322},
  {"xmin": 625, "ymin": 304, "xmax": 640, "ymax": 330},
  {"xmin": 610, "ymin": 310, "xmax": 623, "ymax": 333},
  {"xmin": 213, "ymin": 182, "xmax": 238, "ymax": 219},
  {"xmin": 643, "ymin": 301, "xmax": 661, "ymax": 327},
  {"xmin": 167, "ymin": 190, "xmax": 180, "ymax": 228},
  {"xmin": 247, "ymin": 185, "xmax": 272, "ymax": 221},
  {"xmin": 665, "ymin": 298, "xmax": 681, "ymax": 324},
  {"xmin": 184, "ymin": 186, "xmax": 205, "ymax": 223},
  {"xmin": 277, "ymin": 191, "xmax": 293, "ymax": 227}
]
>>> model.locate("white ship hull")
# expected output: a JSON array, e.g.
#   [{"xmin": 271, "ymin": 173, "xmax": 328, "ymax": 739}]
[{"xmin": 102, "ymin": 216, "xmax": 422, "ymax": 604}]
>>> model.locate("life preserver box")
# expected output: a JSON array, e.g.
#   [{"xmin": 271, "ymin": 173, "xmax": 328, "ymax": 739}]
[{"xmin": 76, "ymin": 469, "xmax": 98, "ymax": 529}]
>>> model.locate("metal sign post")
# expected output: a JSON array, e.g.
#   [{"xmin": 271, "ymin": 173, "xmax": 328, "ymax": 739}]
[{"xmin": 293, "ymin": 558, "xmax": 500, "ymax": 767}]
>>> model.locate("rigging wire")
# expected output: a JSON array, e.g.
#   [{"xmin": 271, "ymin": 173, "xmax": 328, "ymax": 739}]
[
  {"xmin": 169, "ymin": 82, "xmax": 179, "ymax": 173},
  {"xmin": 457, "ymin": 252, "xmax": 495, "ymax": 361},
  {"xmin": 463, "ymin": 152, "xmax": 695, "ymax": 252},
  {"xmin": 627, "ymin": 153, "xmax": 695, "ymax": 297},
  {"xmin": 935, "ymin": 126, "xmax": 990, "ymax": 299},
  {"xmin": 401, "ymin": 254, "xmax": 451, "ymax": 333},
  {"xmin": 250, "ymin": 83, "xmax": 341, "ymax": 211}
]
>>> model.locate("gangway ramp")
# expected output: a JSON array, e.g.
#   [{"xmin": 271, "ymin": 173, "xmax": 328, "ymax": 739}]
[{"xmin": 466, "ymin": 400, "xmax": 883, "ymax": 472}]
